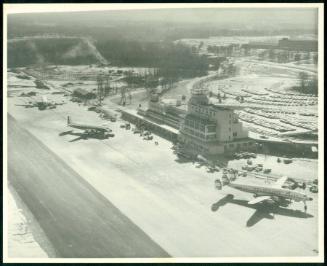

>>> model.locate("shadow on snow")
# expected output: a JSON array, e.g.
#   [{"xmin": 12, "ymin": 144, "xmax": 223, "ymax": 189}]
[{"xmin": 211, "ymin": 194, "xmax": 313, "ymax": 227}]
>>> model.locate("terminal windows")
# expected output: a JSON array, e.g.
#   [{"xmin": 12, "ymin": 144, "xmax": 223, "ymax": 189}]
[
  {"xmin": 207, "ymin": 125, "xmax": 216, "ymax": 132},
  {"xmin": 233, "ymin": 132, "xmax": 237, "ymax": 137}
]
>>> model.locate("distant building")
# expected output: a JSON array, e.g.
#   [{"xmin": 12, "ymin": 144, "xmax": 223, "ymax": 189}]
[
  {"xmin": 243, "ymin": 38, "xmax": 318, "ymax": 53},
  {"xmin": 242, "ymin": 42, "xmax": 278, "ymax": 50},
  {"xmin": 72, "ymin": 88, "xmax": 96, "ymax": 100},
  {"xmin": 139, "ymin": 93, "xmax": 186, "ymax": 129},
  {"xmin": 278, "ymin": 38, "xmax": 318, "ymax": 52},
  {"xmin": 132, "ymin": 89, "xmax": 253, "ymax": 155},
  {"xmin": 178, "ymin": 87, "xmax": 253, "ymax": 155}
]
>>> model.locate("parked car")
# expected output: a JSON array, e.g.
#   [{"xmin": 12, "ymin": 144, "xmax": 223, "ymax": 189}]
[
  {"xmin": 310, "ymin": 185, "xmax": 318, "ymax": 193},
  {"xmin": 222, "ymin": 175, "xmax": 230, "ymax": 185},
  {"xmin": 133, "ymin": 128, "xmax": 141, "ymax": 134},
  {"xmin": 263, "ymin": 168, "xmax": 272, "ymax": 174},
  {"xmin": 143, "ymin": 131, "xmax": 151, "ymax": 136},
  {"xmin": 297, "ymin": 182, "xmax": 306, "ymax": 190},
  {"xmin": 283, "ymin": 158, "xmax": 293, "ymax": 164}
]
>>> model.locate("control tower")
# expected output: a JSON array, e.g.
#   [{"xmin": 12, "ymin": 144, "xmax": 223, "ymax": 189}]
[
  {"xmin": 179, "ymin": 84, "xmax": 252, "ymax": 155},
  {"xmin": 189, "ymin": 85, "xmax": 209, "ymax": 106}
]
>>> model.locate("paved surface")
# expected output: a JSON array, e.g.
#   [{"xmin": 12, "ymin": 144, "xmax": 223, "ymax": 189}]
[{"xmin": 8, "ymin": 114, "xmax": 169, "ymax": 258}]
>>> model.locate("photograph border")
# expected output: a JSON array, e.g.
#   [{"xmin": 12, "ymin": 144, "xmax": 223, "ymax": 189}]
[{"xmin": 2, "ymin": 2, "xmax": 324, "ymax": 263}]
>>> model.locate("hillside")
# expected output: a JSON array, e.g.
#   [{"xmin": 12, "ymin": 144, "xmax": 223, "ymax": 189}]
[{"xmin": 7, "ymin": 37, "xmax": 107, "ymax": 67}]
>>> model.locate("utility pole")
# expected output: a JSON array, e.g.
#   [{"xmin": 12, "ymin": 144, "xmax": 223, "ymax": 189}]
[
  {"xmin": 104, "ymin": 75, "xmax": 110, "ymax": 96},
  {"xmin": 120, "ymin": 86, "xmax": 127, "ymax": 106},
  {"xmin": 128, "ymin": 89, "xmax": 132, "ymax": 104},
  {"xmin": 97, "ymin": 74, "xmax": 104, "ymax": 105}
]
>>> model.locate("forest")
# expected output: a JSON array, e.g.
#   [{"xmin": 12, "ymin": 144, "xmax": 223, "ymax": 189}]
[
  {"xmin": 8, "ymin": 37, "xmax": 209, "ymax": 79},
  {"xmin": 8, "ymin": 38, "xmax": 99, "ymax": 67},
  {"xmin": 96, "ymin": 40, "xmax": 208, "ymax": 78}
]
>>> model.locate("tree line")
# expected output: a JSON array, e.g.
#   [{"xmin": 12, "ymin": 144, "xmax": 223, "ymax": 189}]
[{"xmin": 96, "ymin": 40, "xmax": 209, "ymax": 79}]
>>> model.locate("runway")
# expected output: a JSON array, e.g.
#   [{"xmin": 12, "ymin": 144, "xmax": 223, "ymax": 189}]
[{"xmin": 7, "ymin": 114, "xmax": 170, "ymax": 258}]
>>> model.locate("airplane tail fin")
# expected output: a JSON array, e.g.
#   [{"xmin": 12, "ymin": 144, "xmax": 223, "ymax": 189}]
[{"xmin": 67, "ymin": 116, "xmax": 71, "ymax": 125}]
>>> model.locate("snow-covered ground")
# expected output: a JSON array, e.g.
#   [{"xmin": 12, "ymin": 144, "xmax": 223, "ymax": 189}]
[
  {"xmin": 6, "ymin": 67, "xmax": 320, "ymax": 258},
  {"xmin": 7, "ymin": 186, "xmax": 56, "ymax": 258},
  {"xmin": 7, "ymin": 90, "xmax": 319, "ymax": 257}
]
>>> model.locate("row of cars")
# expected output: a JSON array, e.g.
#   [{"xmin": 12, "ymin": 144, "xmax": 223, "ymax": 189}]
[
  {"xmin": 238, "ymin": 112, "xmax": 295, "ymax": 132},
  {"xmin": 120, "ymin": 123, "xmax": 155, "ymax": 141},
  {"xmin": 233, "ymin": 152, "xmax": 257, "ymax": 159},
  {"xmin": 241, "ymin": 161, "xmax": 271, "ymax": 174},
  {"xmin": 282, "ymin": 178, "xmax": 318, "ymax": 194}
]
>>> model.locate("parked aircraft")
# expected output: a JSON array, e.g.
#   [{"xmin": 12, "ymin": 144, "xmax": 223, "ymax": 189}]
[
  {"xmin": 215, "ymin": 175, "xmax": 313, "ymax": 212},
  {"xmin": 98, "ymin": 107, "xmax": 118, "ymax": 122},
  {"xmin": 59, "ymin": 116, "xmax": 113, "ymax": 140},
  {"xmin": 16, "ymin": 95, "xmax": 65, "ymax": 110}
]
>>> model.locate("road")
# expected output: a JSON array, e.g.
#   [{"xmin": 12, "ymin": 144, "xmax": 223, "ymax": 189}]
[{"xmin": 7, "ymin": 114, "xmax": 169, "ymax": 258}]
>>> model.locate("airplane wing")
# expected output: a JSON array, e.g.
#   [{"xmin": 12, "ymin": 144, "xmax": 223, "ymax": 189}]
[
  {"xmin": 273, "ymin": 176, "xmax": 288, "ymax": 188},
  {"xmin": 248, "ymin": 196, "xmax": 271, "ymax": 205}
]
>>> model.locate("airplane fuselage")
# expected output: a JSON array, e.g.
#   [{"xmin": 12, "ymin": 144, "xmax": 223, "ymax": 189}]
[
  {"xmin": 229, "ymin": 182, "xmax": 310, "ymax": 202},
  {"xmin": 69, "ymin": 123, "xmax": 110, "ymax": 132}
]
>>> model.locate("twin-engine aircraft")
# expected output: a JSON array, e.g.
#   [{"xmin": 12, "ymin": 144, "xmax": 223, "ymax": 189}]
[{"xmin": 215, "ymin": 175, "xmax": 313, "ymax": 212}]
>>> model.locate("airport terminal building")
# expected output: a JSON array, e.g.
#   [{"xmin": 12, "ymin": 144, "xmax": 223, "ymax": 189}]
[
  {"xmin": 129, "ymin": 87, "xmax": 254, "ymax": 156},
  {"xmin": 178, "ymin": 88, "xmax": 254, "ymax": 155}
]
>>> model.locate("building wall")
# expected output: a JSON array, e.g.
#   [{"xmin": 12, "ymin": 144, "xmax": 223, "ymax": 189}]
[
  {"xmin": 121, "ymin": 110, "xmax": 178, "ymax": 142},
  {"xmin": 186, "ymin": 102, "xmax": 247, "ymax": 143},
  {"xmin": 179, "ymin": 91, "xmax": 252, "ymax": 155},
  {"xmin": 278, "ymin": 38, "xmax": 318, "ymax": 52}
]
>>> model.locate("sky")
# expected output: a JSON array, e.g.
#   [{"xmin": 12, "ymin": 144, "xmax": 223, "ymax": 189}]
[{"xmin": 6, "ymin": 6, "xmax": 319, "ymax": 34}]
